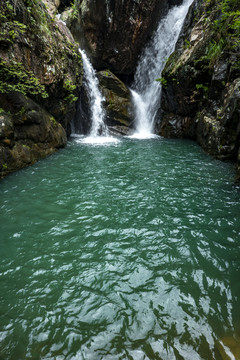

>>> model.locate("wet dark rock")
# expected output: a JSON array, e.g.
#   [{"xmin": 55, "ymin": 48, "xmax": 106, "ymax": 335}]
[
  {"xmin": 108, "ymin": 126, "xmax": 134, "ymax": 137},
  {"xmin": 98, "ymin": 70, "xmax": 133, "ymax": 129},
  {"xmin": 0, "ymin": 92, "xmax": 67, "ymax": 178},
  {"xmin": 0, "ymin": 113, "xmax": 14, "ymax": 141},
  {"xmin": 209, "ymin": 60, "xmax": 229, "ymax": 100},
  {"xmin": 73, "ymin": 69, "xmax": 133, "ymax": 136},
  {"xmin": 59, "ymin": 0, "xmax": 72, "ymax": 12},
  {"xmin": 160, "ymin": 114, "xmax": 195, "ymax": 139},
  {"xmin": 237, "ymin": 149, "xmax": 240, "ymax": 183},
  {"xmin": 72, "ymin": 86, "xmax": 92, "ymax": 135},
  {"xmin": 159, "ymin": 0, "xmax": 240, "ymax": 181},
  {"xmin": 70, "ymin": 0, "xmax": 183, "ymax": 76}
]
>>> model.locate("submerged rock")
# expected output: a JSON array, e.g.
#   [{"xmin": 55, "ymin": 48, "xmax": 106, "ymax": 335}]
[{"xmin": 216, "ymin": 336, "xmax": 240, "ymax": 360}]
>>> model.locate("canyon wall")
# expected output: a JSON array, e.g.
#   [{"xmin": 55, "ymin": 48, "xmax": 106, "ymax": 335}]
[
  {"xmin": 159, "ymin": 0, "xmax": 240, "ymax": 181},
  {"xmin": 69, "ymin": 0, "xmax": 182, "ymax": 76},
  {"xmin": 0, "ymin": 0, "xmax": 82, "ymax": 178}
]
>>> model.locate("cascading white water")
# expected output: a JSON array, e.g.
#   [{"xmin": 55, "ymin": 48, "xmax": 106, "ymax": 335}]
[
  {"xmin": 131, "ymin": 0, "xmax": 194, "ymax": 137},
  {"xmin": 74, "ymin": 50, "xmax": 119, "ymax": 144},
  {"xmin": 79, "ymin": 49, "xmax": 108, "ymax": 137}
]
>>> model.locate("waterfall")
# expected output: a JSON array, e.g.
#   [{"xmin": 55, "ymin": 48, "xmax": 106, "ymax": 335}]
[
  {"xmin": 79, "ymin": 49, "xmax": 108, "ymax": 138},
  {"xmin": 131, "ymin": 0, "xmax": 194, "ymax": 137}
]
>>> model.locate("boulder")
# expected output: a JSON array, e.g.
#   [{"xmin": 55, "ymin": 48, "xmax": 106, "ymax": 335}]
[
  {"xmin": 98, "ymin": 70, "xmax": 133, "ymax": 129},
  {"xmin": 0, "ymin": 93, "xmax": 67, "ymax": 178},
  {"xmin": 0, "ymin": 0, "xmax": 82, "ymax": 128}
]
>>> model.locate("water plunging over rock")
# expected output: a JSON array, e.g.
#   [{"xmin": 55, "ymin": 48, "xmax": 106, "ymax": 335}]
[
  {"xmin": 74, "ymin": 51, "xmax": 120, "ymax": 144},
  {"xmin": 78, "ymin": 49, "xmax": 108, "ymax": 137},
  {"xmin": 74, "ymin": 52, "xmax": 133, "ymax": 139},
  {"xmin": 160, "ymin": 0, "xmax": 240, "ymax": 181},
  {"xmin": 131, "ymin": 0, "xmax": 194, "ymax": 137}
]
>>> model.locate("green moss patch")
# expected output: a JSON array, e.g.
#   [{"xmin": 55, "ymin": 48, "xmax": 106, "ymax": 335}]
[{"xmin": 0, "ymin": 60, "xmax": 48, "ymax": 99}]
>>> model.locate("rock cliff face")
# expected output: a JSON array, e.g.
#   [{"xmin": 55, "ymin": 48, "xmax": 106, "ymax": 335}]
[
  {"xmin": 69, "ymin": 0, "xmax": 182, "ymax": 76},
  {"xmin": 0, "ymin": 0, "xmax": 82, "ymax": 178},
  {"xmin": 160, "ymin": 0, "xmax": 240, "ymax": 181}
]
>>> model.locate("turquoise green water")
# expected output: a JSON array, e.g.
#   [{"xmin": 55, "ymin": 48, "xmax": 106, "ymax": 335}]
[{"xmin": 0, "ymin": 136, "xmax": 240, "ymax": 360}]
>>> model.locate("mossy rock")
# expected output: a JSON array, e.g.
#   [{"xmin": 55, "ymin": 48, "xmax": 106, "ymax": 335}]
[
  {"xmin": 0, "ymin": 92, "xmax": 66, "ymax": 178},
  {"xmin": 98, "ymin": 70, "xmax": 133, "ymax": 128}
]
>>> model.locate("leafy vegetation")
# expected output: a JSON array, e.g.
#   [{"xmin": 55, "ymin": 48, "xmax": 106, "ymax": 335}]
[
  {"xmin": 220, "ymin": 0, "xmax": 240, "ymax": 33},
  {"xmin": 0, "ymin": 1, "xmax": 50, "ymax": 98},
  {"xmin": 156, "ymin": 77, "xmax": 167, "ymax": 87},
  {"xmin": 70, "ymin": 0, "xmax": 79, "ymax": 20},
  {"xmin": 0, "ymin": 1, "xmax": 27, "ymax": 45},
  {"xmin": 205, "ymin": 0, "xmax": 240, "ymax": 53},
  {"xmin": 195, "ymin": 38, "xmax": 226, "ymax": 69},
  {"xmin": 195, "ymin": 0, "xmax": 239, "ymax": 69},
  {"xmin": 63, "ymin": 78, "xmax": 78, "ymax": 103},
  {"xmin": 196, "ymin": 83, "xmax": 209, "ymax": 98},
  {"xmin": 0, "ymin": 60, "xmax": 48, "ymax": 99},
  {"xmin": 0, "ymin": 0, "xmax": 82, "ymax": 101}
]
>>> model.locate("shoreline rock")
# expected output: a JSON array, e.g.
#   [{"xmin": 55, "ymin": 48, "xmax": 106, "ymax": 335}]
[{"xmin": 0, "ymin": 0, "xmax": 82, "ymax": 178}]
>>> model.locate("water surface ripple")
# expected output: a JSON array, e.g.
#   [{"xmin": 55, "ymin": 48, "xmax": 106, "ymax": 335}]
[{"xmin": 0, "ymin": 138, "xmax": 240, "ymax": 359}]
